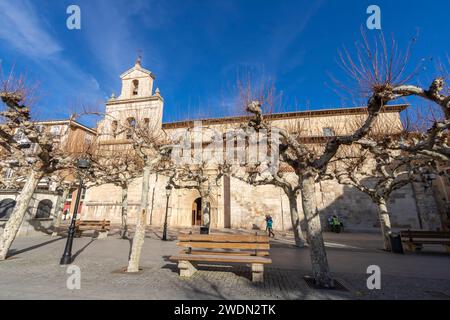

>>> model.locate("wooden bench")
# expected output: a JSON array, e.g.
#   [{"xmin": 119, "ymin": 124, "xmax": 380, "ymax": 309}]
[
  {"xmin": 169, "ymin": 233, "xmax": 272, "ymax": 282},
  {"xmin": 400, "ymin": 229, "xmax": 450, "ymax": 253},
  {"xmin": 75, "ymin": 220, "xmax": 111, "ymax": 239}
]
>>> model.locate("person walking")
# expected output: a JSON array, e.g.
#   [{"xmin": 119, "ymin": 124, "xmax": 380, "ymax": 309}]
[{"xmin": 265, "ymin": 215, "xmax": 275, "ymax": 238}]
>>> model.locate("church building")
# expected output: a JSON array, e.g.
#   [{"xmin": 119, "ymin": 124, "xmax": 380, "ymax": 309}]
[
  {"xmin": 81, "ymin": 60, "xmax": 444, "ymax": 233},
  {"xmin": 0, "ymin": 59, "xmax": 446, "ymax": 236}
]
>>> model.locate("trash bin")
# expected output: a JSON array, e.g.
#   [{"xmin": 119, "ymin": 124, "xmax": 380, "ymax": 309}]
[
  {"xmin": 389, "ymin": 233, "xmax": 404, "ymax": 254},
  {"xmin": 200, "ymin": 227, "xmax": 209, "ymax": 234}
]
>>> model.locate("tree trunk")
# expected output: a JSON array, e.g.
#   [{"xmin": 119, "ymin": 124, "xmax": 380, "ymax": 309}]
[
  {"xmin": 376, "ymin": 197, "xmax": 392, "ymax": 251},
  {"xmin": 300, "ymin": 173, "xmax": 334, "ymax": 288},
  {"xmin": 149, "ymin": 174, "xmax": 159, "ymax": 225},
  {"xmin": 127, "ymin": 165, "xmax": 150, "ymax": 272},
  {"xmin": 287, "ymin": 193, "xmax": 307, "ymax": 247},
  {"xmin": 51, "ymin": 187, "xmax": 70, "ymax": 237},
  {"xmin": 0, "ymin": 170, "xmax": 42, "ymax": 260},
  {"xmin": 120, "ymin": 183, "xmax": 129, "ymax": 239}
]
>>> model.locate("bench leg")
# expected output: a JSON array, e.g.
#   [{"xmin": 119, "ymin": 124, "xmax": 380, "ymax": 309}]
[
  {"xmin": 445, "ymin": 245, "xmax": 450, "ymax": 253},
  {"xmin": 98, "ymin": 231, "xmax": 108, "ymax": 239},
  {"xmin": 251, "ymin": 263, "xmax": 264, "ymax": 283},
  {"xmin": 406, "ymin": 242, "xmax": 423, "ymax": 252},
  {"xmin": 178, "ymin": 261, "xmax": 197, "ymax": 278},
  {"xmin": 404, "ymin": 242, "xmax": 416, "ymax": 252}
]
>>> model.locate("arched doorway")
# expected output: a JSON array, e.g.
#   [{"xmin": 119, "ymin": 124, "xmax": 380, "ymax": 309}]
[
  {"xmin": 36, "ymin": 199, "xmax": 53, "ymax": 219},
  {"xmin": 192, "ymin": 198, "xmax": 202, "ymax": 226},
  {"xmin": 0, "ymin": 199, "xmax": 16, "ymax": 219}
]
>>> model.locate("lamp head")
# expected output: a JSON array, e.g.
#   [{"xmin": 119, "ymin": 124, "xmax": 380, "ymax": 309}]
[
  {"xmin": 165, "ymin": 184, "xmax": 172, "ymax": 196},
  {"xmin": 77, "ymin": 159, "xmax": 91, "ymax": 170}
]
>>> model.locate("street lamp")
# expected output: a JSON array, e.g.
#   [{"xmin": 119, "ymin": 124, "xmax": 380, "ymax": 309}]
[
  {"xmin": 162, "ymin": 184, "xmax": 172, "ymax": 241},
  {"xmin": 60, "ymin": 159, "xmax": 90, "ymax": 265}
]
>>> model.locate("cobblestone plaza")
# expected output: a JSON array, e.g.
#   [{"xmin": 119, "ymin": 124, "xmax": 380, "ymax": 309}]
[{"xmin": 1, "ymin": 229, "xmax": 449, "ymax": 300}]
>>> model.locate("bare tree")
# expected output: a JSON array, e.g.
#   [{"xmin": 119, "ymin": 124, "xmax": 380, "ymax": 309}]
[
  {"xmin": 335, "ymin": 32, "xmax": 449, "ymax": 160},
  {"xmin": 88, "ymin": 149, "xmax": 144, "ymax": 238},
  {"xmin": 125, "ymin": 116, "xmax": 168, "ymax": 272},
  {"xmin": 333, "ymin": 142, "xmax": 436, "ymax": 250},
  {"xmin": 237, "ymin": 45, "xmax": 446, "ymax": 286},
  {"xmin": 165, "ymin": 162, "xmax": 224, "ymax": 233},
  {"xmin": 0, "ymin": 74, "xmax": 79, "ymax": 260},
  {"xmin": 231, "ymin": 163, "xmax": 307, "ymax": 246},
  {"xmin": 81, "ymin": 106, "xmax": 167, "ymax": 271},
  {"xmin": 47, "ymin": 170, "xmax": 76, "ymax": 236}
]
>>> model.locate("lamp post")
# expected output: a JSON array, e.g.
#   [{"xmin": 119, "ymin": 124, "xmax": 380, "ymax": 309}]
[
  {"xmin": 60, "ymin": 159, "xmax": 90, "ymax": 265},
  {"xmin": 162, "ymin": 184, "xmax": 172, "ymax": 241}
]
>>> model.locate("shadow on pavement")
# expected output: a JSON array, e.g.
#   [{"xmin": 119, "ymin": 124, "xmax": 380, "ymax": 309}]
[
  {"xmin": 71, "ymin": 238, "xmax": 96, "ymax": 262},
  {"xmin": 7, "ymin": 236, "xmax": 64, "ymax": 258}
]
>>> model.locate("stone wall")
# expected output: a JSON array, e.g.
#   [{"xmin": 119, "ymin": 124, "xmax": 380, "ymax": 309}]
[
  {"xmin": 0, "ymin": 190, "xmax": 59, "ymax": 237},
  {"xmin": 227, "ymin": 176, "xmax": 424, "ymax": 233},
  {"xmin": 80, "ymin": 173, "xmax": 440, "ymax": 234},
  {"xmin": 1, "ymin": 173, "xmax": 442, "ymax": 237}
]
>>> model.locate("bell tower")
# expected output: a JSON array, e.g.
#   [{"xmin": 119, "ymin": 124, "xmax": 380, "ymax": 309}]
[
  {"xmin": 98, "ymin": 56, "xmax": 164, "ymax": 144},
  {"xmin": 118, "ymin": 56, "xmax": 155, "ymax": 99}
]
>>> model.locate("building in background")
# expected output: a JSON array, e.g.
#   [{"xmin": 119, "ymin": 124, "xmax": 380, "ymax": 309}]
[{"xmin": 0, "ymin": 120, "xmax": 96, "ymax": 236}]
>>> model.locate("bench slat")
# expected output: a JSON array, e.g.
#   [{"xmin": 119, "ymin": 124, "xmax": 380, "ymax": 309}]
[
  {"xmin": 400, "ymin": 230, "xmax": 450, "ymax": 239},
  {"xmin": 77, "ymin": 226, "xmax": 110, "ymax": 230},
  {"xmin": 400, "ymin": 234, "xmax": 450, "ymax": 239},
  {"xmin": 178, "ymin": 241, "xmax": 270, "ymax": 250},
  {"xmin": 402, "ymin": 240, "xmax": 450, "ymax": 245},
  {"xmin": 178, "ymin": 234, "xmax": 269, "ymax": 243},
  {"xmin": 170, "ymin": 254, "xmax": 272, "ymax": 264},
  {"xmin": 180, "ymin": 249, "xmax": 270, "ymax": 257},
  {"xmin": 75, "ymin": 220, "xmax": 111, "ymax": 235}
]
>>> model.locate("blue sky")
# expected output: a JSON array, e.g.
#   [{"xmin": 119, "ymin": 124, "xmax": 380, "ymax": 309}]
[{"xmin": 0, "ymin": 0, "xmax": 449, "ymax": 126}]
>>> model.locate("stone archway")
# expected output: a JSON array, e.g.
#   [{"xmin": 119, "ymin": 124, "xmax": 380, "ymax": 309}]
[
  {"xmin": 192, "ymin": 197, "xmax": 202, "ymax": 226},
  {"xmin": 0, "ymin": 199, "xmax": 16, "ymax": 219},
  {"xmin": 36, "ymin": 199, "xmax": 53, "ymax": 219}
]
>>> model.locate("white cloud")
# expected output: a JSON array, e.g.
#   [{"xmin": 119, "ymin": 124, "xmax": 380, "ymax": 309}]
[
  {"xmin": 0, "ymin": 0, "xmax": 62, "ymax": 57},
  {"xmin": 0, "ymin": 0, "xmax": 106, "ymax": 119}
]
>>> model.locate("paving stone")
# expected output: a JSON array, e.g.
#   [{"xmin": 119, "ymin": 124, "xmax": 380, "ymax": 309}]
[{"xmin": 0, "ymin": 230, "xmax": 449, "ymax": 299}]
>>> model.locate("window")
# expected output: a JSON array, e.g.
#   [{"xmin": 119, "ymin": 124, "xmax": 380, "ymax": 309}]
[
  {"xmin": 35, "ymin": 199, "xmax": 53, "ymax": 219},
  {"xmin": 0, "ymin": 199, "xmax": 16, "ymax": 220},
  {"xmin": 126, "ymin": 117, "xmax": 136, "ymax": 139},
  {"xmin": 132, "ymin": 80, "xmax": 139, "ymax": 96},
  {"xmin": 111, "ymin": 120, "xmax": 118, "ymax": 137},
  {"xmin": 322, "ymin": 127, "xmax": 335, "ymax": 137},
  {"xmin": 50, "ymin": 125, "xmax": 60, "ymax": 135}
]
